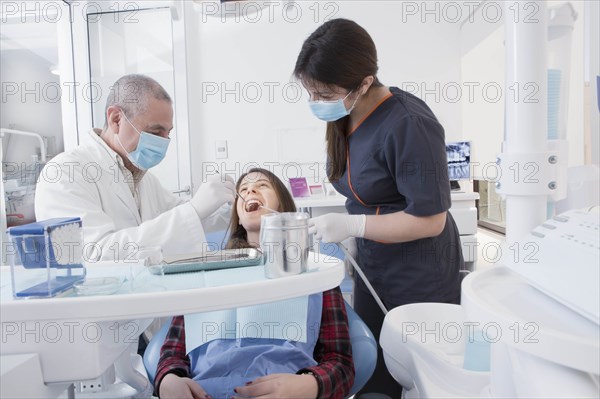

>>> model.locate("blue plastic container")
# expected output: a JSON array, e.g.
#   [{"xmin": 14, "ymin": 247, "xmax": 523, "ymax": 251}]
[
  {"xmin": 463, "ymin": 329, "xmax": 491, "ymax": 372},
  {"xmin": 7, "ymin": 218, "xmax": 86, "ymax": 298}
]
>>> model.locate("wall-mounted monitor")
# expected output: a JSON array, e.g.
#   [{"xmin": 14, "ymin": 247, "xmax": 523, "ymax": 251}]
[{"xmin": 446, "ymin": 141, "xmax": 471, "ymax": 181}]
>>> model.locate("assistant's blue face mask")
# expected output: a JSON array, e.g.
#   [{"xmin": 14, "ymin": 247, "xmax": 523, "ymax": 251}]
[
  {"xmin": 308, "ymin": 90, "xmax": 359, "ymax": 122},
  {"xmin": 117, "ymin": 111, "xmax": 170, "ymax": 170}
]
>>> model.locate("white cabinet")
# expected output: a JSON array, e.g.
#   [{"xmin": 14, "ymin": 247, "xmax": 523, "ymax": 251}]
[
  {"xmin": 450, "ymin": 192, "xmax": 480, "ymax": 265},
  {"xmin": 295, "ymin": 191, "xmax": 480, "ymax": 266},
  {"xmin": 449, "ymin": 192, "xmax": 479, "ymax": 236}
]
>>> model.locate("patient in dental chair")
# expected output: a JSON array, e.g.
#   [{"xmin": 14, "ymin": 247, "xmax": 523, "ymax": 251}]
[{"xmin": 155, "ymin": 168, "xmax": 354, "ymax": 399}]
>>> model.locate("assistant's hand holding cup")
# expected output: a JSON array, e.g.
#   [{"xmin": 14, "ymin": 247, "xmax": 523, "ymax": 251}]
[{"xmin": 308, "ymin": 213, "xmax": 366, "ymax": 243}]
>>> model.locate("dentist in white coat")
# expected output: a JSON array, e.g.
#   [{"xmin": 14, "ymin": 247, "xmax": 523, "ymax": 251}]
[{"xmin": 35, "ymin": 74, "xmax": 234, "ymax": 260}]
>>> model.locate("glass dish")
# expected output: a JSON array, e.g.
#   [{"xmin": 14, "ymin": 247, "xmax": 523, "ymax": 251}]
[{"xmin": 73, "ymin": 277, "xmax": 125, "ymax": 296}]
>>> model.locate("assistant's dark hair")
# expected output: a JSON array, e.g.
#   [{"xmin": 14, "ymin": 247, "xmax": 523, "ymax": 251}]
[
  {"xmin": 293, "ymin": 18, "xmax": 382, "ymax": 182},
  {"xmin": 225, "ymin": 168, "xmax": 297, "ymax": 249}
]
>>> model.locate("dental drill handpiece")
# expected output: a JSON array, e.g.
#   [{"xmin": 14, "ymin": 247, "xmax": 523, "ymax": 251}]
[{"xmin": 236, "ymin": 192, "xmax": 280, "ymax": 214}]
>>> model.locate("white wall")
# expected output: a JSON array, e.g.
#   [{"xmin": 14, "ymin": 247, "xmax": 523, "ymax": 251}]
[
  {"xmin": 1, "ymin": 49, "xmax": 64, "ymax": 167},
  {"xmin": 460, "ymin": 25, "xmax": 505, "ymax": 176},
  {"xmin": 461, "ymin": 0, "xmax": 589, "ymax": 173},
  {"xmin": 183, "ymin": 1, "xmax": 464, "ymax": 189}
]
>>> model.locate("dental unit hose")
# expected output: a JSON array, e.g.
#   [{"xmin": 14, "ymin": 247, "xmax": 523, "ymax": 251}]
[{"xmin": 339, "ymin": 244, "xmax": 388, "ymax": 315}]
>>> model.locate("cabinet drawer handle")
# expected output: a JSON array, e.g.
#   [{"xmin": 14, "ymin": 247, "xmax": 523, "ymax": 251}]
[{"xmin": 172, "ymin": 185, "xmax": 191, "ymax": 195}]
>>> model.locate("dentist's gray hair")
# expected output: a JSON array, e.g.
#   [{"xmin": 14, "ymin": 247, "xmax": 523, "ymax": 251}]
[{"xmin": 103, "ymin": 74, "xmax": 171, "ymax": 126}]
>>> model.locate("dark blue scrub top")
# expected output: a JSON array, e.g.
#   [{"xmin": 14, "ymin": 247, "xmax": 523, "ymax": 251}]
[{"xmin": 332, "ymin": 87, "xmax": 463, "ymax": 305}]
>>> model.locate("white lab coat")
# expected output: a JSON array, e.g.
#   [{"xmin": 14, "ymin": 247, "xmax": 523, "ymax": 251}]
[{"xmin": 35, "ymin": 130, "xmax": 206, "ymax": 260}]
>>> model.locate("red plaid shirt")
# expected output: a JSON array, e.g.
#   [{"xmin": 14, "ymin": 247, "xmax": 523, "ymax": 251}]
[{"xmin": 155, "ymin": 287, "xmax": 354, "ymax": 399}]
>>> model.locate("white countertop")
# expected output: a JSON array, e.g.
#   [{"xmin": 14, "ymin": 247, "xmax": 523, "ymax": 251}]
[
  {"xmin": 0, "ymin": 252, "xmax": 344, "ymax": 323},
  {"xmin": 0, "ymin": 253, "xmax": 344, "ymax": 384},
  {"xmin": 295, "ymin": 195, "xmax": 346, "ymax": 208},
  {"xmin": 294, "ymin": 191, "xmax": 479, "ymax": 209},
  {"xmin": 450, "ymin": 191, "xmax": 480, "ymax": 201}
]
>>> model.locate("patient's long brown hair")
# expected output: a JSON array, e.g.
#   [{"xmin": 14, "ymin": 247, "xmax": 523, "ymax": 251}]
[{"xmin": 226, "ymin": 168, "xmax": 296, "ymax": 249}]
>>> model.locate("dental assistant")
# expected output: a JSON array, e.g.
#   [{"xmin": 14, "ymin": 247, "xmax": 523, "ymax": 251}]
[
  {"xmin": 35, "ymin": 74, "xmax": 234, "ymax": 260},
  {"xmin": 294, "ymin": 19, "xmax": 463, "ymax": 398}
]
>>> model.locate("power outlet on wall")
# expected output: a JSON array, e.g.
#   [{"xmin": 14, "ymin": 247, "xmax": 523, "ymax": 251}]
[
  {"xmin": 77, "ymin": 376, "xmax": 107, "ymax": 394},
  {"xmin": 215, "ymin": 140, "xmax": 228, "ymax": 159}
]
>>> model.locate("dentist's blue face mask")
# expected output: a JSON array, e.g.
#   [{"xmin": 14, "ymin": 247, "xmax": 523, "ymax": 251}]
[
  {"xmin": 117, "ymin": 111, "xmax": 170, "ymax": 170},
  {"xmin": 308, "ymin": 90, "xmax": 360, "ymax": 122}
]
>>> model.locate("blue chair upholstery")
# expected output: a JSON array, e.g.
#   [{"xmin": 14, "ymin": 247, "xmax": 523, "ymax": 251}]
[
  {"xmin": 204, "ymin": 230, "xmax": 228, "ymax": 251},
  {"xmin": 345, "ymin": 301, "xmax": 378, "ymax": 396},
  {"xmin": 144, "ymin": 301, "xmax": 376, "ymax": 397}
]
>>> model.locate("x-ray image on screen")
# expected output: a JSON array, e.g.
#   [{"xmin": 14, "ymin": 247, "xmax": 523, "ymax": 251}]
[{"xmin": 446, "ymin": 141, "xmax": 471, "ymax": 181}]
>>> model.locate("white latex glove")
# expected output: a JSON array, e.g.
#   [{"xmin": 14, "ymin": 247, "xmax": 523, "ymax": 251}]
[
  {"xmin": 308, "ymin": 213, "xmax": 366, "ymax": 243},
  {"xmin": 200, "ymin": 203, "xmax": 233, "ymax": 234},
  {"xmin": 190, "ymin": 174, "xmax": 235, "ymax": 220}
]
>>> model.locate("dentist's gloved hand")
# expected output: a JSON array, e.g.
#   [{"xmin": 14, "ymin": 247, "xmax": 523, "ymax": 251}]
[
  {"xmin": 308, "ymin": 213, "xmax": 366, "ymax": 243},
  {"xmin": 199, "ymin": 203, "xmax": 233, "ymax": 234},
  {"xmin": 190, "ymin": 174, "xmax": 235, "ymax": 220}
]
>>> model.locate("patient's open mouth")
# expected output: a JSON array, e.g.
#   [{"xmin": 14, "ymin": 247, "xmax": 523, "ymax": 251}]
[{"xmin": 245, "ymin": 199, "xmax": 263, "ymax": 212}]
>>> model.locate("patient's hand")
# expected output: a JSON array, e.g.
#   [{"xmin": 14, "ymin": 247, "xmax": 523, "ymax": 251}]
[
  {"xmin": 159, "ymin": 374, "xmax": 210, "ymax": 399},
  {"xmin": 233, "ymin": 373, "xmax": 318, "ymax": 399}
]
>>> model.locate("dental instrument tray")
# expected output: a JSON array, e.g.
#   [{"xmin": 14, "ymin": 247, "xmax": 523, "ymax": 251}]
[{"xmin": 154, "ymin": 248, "xmax": 263, "ymax": 275}]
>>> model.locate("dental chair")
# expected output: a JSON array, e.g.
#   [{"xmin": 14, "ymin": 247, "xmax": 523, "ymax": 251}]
[
  {"xmin": 144, "ymin": 230, "xmax": 376, "ymax": 396},
  {"xmin": 143, "ymin": 301, "xmax": 377, "ymax": 397}
]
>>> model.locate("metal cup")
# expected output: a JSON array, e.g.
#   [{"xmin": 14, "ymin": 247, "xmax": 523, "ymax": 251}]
[{"xmin": 260, "ymin": 212, "xmax": 309, "ymax": 279}]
